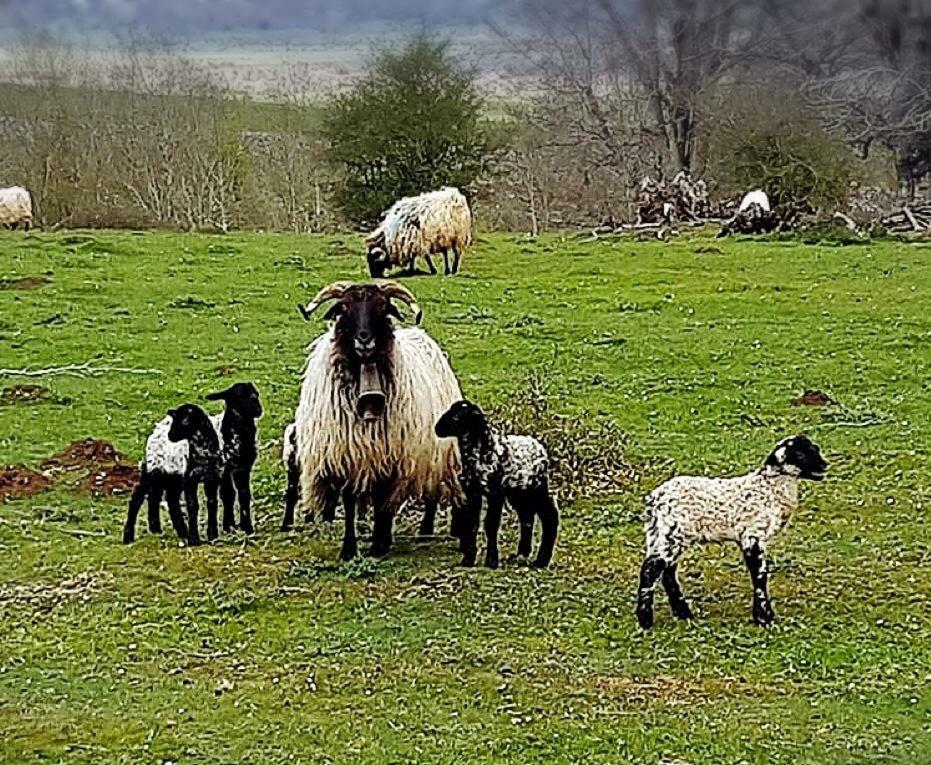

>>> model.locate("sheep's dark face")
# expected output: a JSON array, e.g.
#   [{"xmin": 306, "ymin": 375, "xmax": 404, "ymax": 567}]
[
  {"xmin": 765, "ymin": 435, "xmax": 828, "ymax": 481},
  {"xmin": 329, "ymin": 286, "xmax": 401, "ymax": 365},
  {"xmin": 435, "ymin": 400, "xmax": 486, "ymax": 439},
  {"xmin": 207, "ymin": 382, "xmax": 263, "ymax": 419},
  {"xmin": 167, "ymin": 404, "xmax": 208, "ymax": 442},
  {"xmin": 367, "ymin": 247, "xmax": 389, "ymax": 279}
]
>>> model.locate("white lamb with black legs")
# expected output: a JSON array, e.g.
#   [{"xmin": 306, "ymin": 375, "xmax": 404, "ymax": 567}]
[{"xmin": 636, "ymin": 435, "xmax": 828, "ymax": 629}]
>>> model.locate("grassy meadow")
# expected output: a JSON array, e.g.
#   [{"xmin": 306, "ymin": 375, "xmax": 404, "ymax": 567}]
[{"xmin": 0, "ymin": 230, "xmax": 929, "ymax": 764}]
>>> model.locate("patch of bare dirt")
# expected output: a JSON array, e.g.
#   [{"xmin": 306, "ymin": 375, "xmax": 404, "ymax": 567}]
[
  {"xmin": 0, "ymin": 275, "xmax": 51, "ymax": 290},
  {"xmin": 214, "ymin": 363, "xmax": 239, "ymax": 376},
  {"xmin": 0, "ymin": 572, "xmax": 111, "ymax": 609},
  {"xmin": 80, "ymin": 463, "xmax": 140, "ymax": 497},
  {"xmin": 0, "ymin": 466, "xmax": 53, "ymax": 502},
  {"xmin": 43, "ymin": 439, "xmax": 126, "ymax": 469},
  {"xmin": 791, "ymin": 390, "xmax": 837, "ymax": 407},
  {"xmin": 1, "ymin": 384, "xmax": 50, "ymax": 404}
]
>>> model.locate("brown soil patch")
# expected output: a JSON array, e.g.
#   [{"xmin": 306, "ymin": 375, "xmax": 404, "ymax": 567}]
[
  {"xmin": 43, "ymin": 439, "xmax": 126, "ymax": 469},
  {"xmin": 214, "ymin": 363, "xmax": 238, "ymax": 376},
  {"xmin": 1, "ymin": 384, "xmax": 50, "ymax": 404},
  {"xmin": 791, "ymin": 390, "xmax": 836, "ymax": 407},
  {"xmin": 0, "ymin": 466, "xmax": 53, "ymax": 502},
  {"xmin": 0, "ymin": 275, "xmax": 51, "ymax": 290},
  {"xmin": 80, "ymin": 463, "xmax": 140, "ymax": 497}
]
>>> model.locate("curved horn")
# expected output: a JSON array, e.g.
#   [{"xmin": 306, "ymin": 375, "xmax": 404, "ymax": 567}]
[
  {"xmin": 378, "ymin": 281, "xmax": 423, "ymax": 325},
  {"xmin": 298, "ymin": 281, "xmax": 353, "ymax": 321}
]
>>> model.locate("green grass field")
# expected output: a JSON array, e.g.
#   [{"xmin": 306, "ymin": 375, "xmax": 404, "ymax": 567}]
[{"xmin": 1, "ymin": 230, "xmax": 929, "ymax": 764}]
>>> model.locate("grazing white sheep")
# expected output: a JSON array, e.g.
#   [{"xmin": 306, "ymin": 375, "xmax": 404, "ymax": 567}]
[
  {"xmin": 0, "ymin": 186, "xmax": 33, "ymax": 230},
  {"xmin": 294, "ymin": 281, "xmax": 464, "ymax": 561},
  {"xmin": 636, "ymin": 435, "xmax": 828, "ymax": 629},
  {"xmin": 738, "ymin": 189, "xmax": 771, "ymax": 214},
  {"xmin": 365, "ymin": 187, "xmax": 472, "ymax": 277}
]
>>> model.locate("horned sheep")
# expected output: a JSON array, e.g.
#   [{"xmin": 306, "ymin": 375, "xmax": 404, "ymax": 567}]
[
  {"xmin": 637, "ymin": 435, "xmax": 828, "ymax": 629},
  {"xmin": 292, "ymin": 281, "xmax": 464, "ymax": 561},
  {"xmin": 365, "ymin": 187, "xmax": 472, "ymax": 278}
]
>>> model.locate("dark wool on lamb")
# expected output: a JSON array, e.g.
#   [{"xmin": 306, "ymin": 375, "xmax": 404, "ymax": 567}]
[{"xmin": 435, "ymin": 400, "xmax": 559, "ymax": 569}]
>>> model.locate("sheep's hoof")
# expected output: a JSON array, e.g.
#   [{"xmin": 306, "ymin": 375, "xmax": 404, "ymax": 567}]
[
  {"xmin": 530, "ymin": 558, "xmax": 551, "ymax": 570},
  {"xmin": 671, "ymin": 604, "xmax": 695, "ymax": 621},
  {"xmin": 484, "ymin": 553, "xmax": 499, "ymax": 569},
  {"xmin": 636, "ymin": 607, "xmax": 655, "ymax": 630},
  {"xmin": 459, "ymin": 554, "xmax": 477, "ymax": 568},
  {"xmin": 366, "ymin": 544, "xmax": 390, "ymax": 558},
  {"xmin": 187, "ymin": 537, "xmax": 203, "ymax": 548},
  {"xmin": 122, "ymin": 533, "xmax": 135, "ymax": 545},
  {"xmin": 240, "ymin": 521, "xmax": 255, "ymax": 535},
  {"xmin": 339, "ymin": 542, "xmax": 358, "ymax": 561}
]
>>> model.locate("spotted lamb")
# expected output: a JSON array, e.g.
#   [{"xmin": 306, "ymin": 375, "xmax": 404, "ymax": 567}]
[
  {"xmin": 435, "ymin": 400, "xmax": 559, "ymax": 569},
  {"xmin": 637, "ymin": 435, "xmax": 828, "ymax": 629},
  {"xmin": 123, "ymin": 383, "xmax": 262, "ymax": 546}
]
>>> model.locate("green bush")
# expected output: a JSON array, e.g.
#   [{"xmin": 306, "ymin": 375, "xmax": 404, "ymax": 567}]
[
  {"xmin": 322, "ymin": 35, "xmax": 490, "ymax": 225},
  {"xmin": 703, "ymin": 87, "xmax": 858, "ymax": 214}
]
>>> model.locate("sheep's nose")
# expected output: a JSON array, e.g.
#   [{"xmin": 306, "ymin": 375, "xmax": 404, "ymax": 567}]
[{"xmin": 357, "ymin": 330, "xmax": 374, "ymax": 345}]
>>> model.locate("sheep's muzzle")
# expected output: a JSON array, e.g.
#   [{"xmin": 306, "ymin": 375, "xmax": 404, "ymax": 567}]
[{"xmin": 358, "ymin": 363, "xmax": 386, "ymax": 422}]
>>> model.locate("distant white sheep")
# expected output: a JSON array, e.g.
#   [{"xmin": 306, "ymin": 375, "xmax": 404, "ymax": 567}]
[
  {"xmin": 738, "ymin": 189, "xmax": 771, "ymax": 214},
  {"xmin": 365, "ymin": 187, "xmax": 472, "ymax": 277},
  {"xmin": 0, "ymin": 186, "xmax": 33, "ymax": 230},
  {"xmin": 636, "ymin": 435, "xmax": 828, "ymax": 629}
]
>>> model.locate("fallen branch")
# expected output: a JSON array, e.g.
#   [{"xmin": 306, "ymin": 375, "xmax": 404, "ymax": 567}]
[
  {"xmin": 903, "ymin": 206, "xmax": 922, "ymax": 231},
  {"xmin": 0, "ymin": 359, "xmax": 162, "ymax": 379}
]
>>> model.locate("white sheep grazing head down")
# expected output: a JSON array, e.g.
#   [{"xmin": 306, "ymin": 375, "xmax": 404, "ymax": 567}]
[{"xmin": 762, "ymin": 435, "xmax": 828, "ymax": 481}]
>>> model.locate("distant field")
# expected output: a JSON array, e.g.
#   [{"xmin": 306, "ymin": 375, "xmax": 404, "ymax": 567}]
[
  {"xmin": 0, "ymin": 28, "xmax": 532, "ymax": 99},
  {"xmin": 1, "ymin": 230, "xmax": 929, "ymax": 764}
]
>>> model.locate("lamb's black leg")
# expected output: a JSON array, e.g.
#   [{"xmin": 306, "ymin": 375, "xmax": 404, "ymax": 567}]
[
  {"xmin": 233, "ymin": 469, "xmax": 254, "ymax": 535},
  {"xmin": 166, "ymin": 481, "xmax": 188, "ymax": 540},
  {"xmin": 636, "ymin": 555, "xmax": 667, "ymax": 629},
  {"xmin": 419, "ymin": 498, "xmax": 438, "ymax": 536},
  {"xmin": 123, "ymin": 472, "xmax": 150, "ymax": 544},
  {"xmin": 424, "ymin": 254, "xmax": 438, "ymax": 275},
  {"xmin": 483, "ymin": 492, "xmax": 504, "ymax": 569},
  {"xmin": 368, "ymin": 481, "xmax": 395, "ymax": 558},
  {"xmin": 531, "ymin": 488, "xmax": 559, "ymax": 569},
  {"xmin": 459, "ymin": 491, "xmax": 482, "ymax": 567},
  {"xmin": 185, "ymin": 479, "xmax": 202, "ymax": 547},
  {"xmin": 146, "ymin": 483, "xmax": 164, "ymax": 534},
  {"xmin": 514, "ymin": 504, "xmax": 534, "ymax": 559},
  {"xmin": 282, "ymin": 459, "xmax": 298, "ymax": 530},
  {"xmin": 339, "ymin": 487, "xmax": 357, "ymax": 561},
  {"xmin": 742, "ymin": 540, "xmax": 775, "ymax": 626},
  {"xmin": 452, "ymin": 246, "xmax": 461, "ymax": 274},
  {"xmin": 205, "ymin": 475, "xmax": 220, "ymax": 542},
  {"xmin": 450, "ymin": 501, "xmax": 466, "ymax": 540},
  {"xmin": 661, "ymin": 561, "xmax": 694, "ymax": 621},
  {"xmin": 220, "ymin": 469, "xmax": 236, "ymax": 532},
  {"xmin": 441, "ymin": 248, "xmax": 451, "ymax": 275}
]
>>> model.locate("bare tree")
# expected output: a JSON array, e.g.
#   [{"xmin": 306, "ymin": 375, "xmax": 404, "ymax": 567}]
[{"xmin": 805, "ymin": 1, "xmax": 931, "ymax": 195}]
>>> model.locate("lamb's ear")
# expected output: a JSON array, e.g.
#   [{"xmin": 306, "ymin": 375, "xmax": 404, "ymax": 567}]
[
  {"xmin": 167, "ymin": 408, "xmax": 177, "ymax": 418},
  {"xmin": 205, "ymin": 388, "xmax": 232, "ymax": 402}
]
